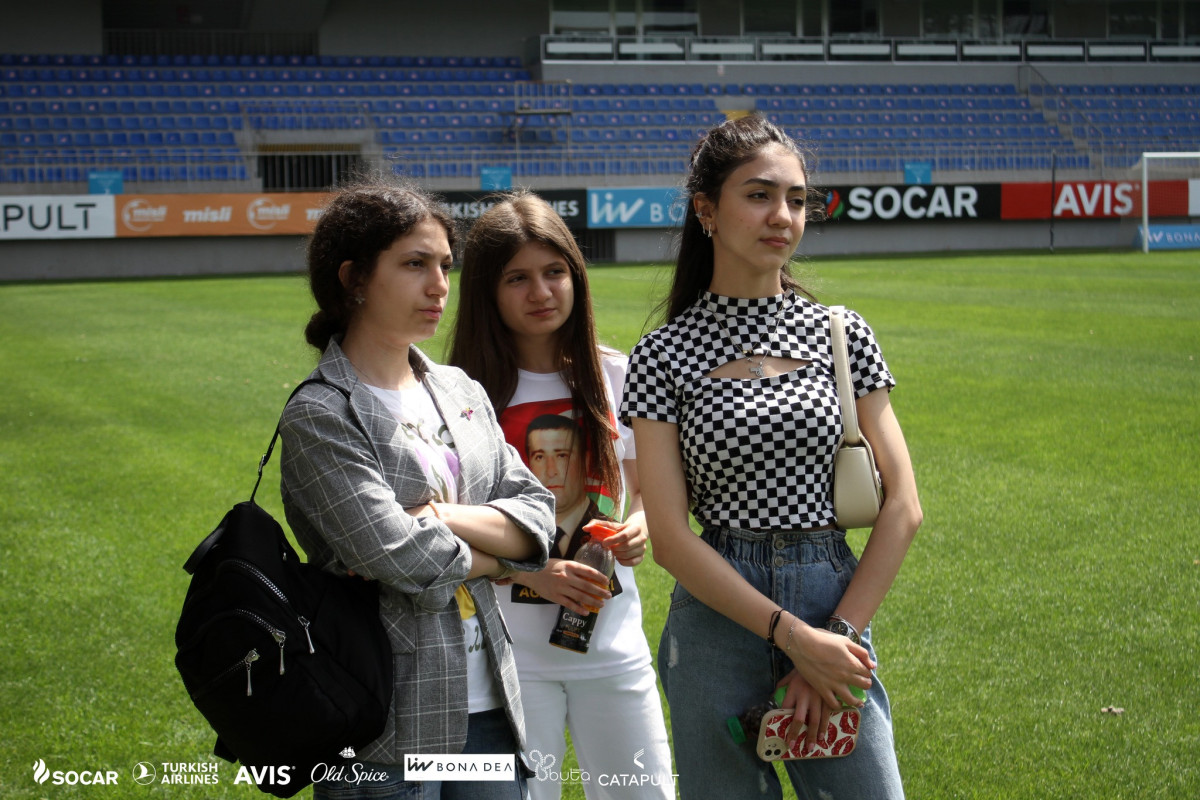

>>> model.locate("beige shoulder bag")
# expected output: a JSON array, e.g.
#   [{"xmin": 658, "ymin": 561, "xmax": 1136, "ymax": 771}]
[{"xmin": 829, "ymin": 306, "xmax": 883, "ymax": 529}]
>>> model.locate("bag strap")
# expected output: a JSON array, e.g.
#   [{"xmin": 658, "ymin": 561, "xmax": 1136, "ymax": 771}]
[
  {"xmin": 829, "ymin": 306, "xmax": 862, "ymax": 446},
  {"xmin": 183, "ymin": 517, "xmax": 233, "ymax": 575},
  {"xmin": 249, "ymin": 377, "xmax": 352, "ymax": 504},
  {"xmin": 184, "ymin": 378, "xmax": 356, "ymax": 575}
]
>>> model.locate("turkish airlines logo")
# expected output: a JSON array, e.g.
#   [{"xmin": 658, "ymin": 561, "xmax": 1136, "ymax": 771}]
[{"xmin": 133, "ymin": 762, "xmax": 157, "ymax": 785}]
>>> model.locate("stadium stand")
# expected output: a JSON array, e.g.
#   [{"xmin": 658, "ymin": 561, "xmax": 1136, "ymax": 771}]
[{"xmin": 1, "ymin": 51, "xmax": 1197, "ymax": 188}]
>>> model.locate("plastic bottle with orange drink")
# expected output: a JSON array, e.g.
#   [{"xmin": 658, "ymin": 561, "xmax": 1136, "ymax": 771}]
[{"xmin": 547, "ymin": 519, "xmax": 617, "ymax": 653}]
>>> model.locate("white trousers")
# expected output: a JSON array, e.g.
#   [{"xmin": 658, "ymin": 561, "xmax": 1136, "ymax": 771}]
[{"xmin": 521, "ymin": 664, "xmax": 675, "ymax": 800}]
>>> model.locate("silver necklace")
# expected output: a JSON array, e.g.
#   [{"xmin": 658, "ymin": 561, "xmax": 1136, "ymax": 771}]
[{"xmin": 712, "ymin": 296, "xmax": 790, "ymax": 378}]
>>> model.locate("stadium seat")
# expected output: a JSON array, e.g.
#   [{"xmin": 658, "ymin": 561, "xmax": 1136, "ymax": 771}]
[{"xmin": 3, "ymin": 55, "xmax": 1181, "ymax": 185}]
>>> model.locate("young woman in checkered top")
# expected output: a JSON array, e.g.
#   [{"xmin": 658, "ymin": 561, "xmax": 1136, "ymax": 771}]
[{"xmin": 621, "ymin": 116, "xmax": 922, "ymax": 799}]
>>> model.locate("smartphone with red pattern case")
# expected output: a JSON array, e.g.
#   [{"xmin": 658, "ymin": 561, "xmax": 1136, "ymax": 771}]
[{"xmin": 755, "ymin": 706, "xmax": 860, "ymax": 761}]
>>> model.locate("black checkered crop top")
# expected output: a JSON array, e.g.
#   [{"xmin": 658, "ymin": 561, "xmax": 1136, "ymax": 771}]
[{"xmin": 621, "ymin": 291, "xmax": 894, "ymax": 531}]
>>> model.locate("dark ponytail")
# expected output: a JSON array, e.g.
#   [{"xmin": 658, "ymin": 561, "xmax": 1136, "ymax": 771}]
[{"xmin": 658, "ymin": 115, "xmax": 819, "ymax": 325}]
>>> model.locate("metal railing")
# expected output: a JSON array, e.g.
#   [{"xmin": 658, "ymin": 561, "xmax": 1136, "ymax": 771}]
[
  {"xmin": 542, "ymin": 34, "xmax": 1200, "ymax": 64},
  {"xmin": 3, "ymin": 139, "xmax": 1177, "ymax": 197},
  {"xmin": 102, "ymin": 29, "xmax": 319, "ymax": 58}
]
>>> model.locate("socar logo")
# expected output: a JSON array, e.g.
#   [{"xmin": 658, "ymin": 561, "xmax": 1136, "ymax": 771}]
[{"xmin": 33, "ymin": 759, "xmax": 50, "ymax": 784}]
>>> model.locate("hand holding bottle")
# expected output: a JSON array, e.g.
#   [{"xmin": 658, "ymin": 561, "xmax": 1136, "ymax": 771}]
[
  {"xmin": 512, "ymin": 558, "xmax": 612, "ymax": 616},
  {"xmin": 584, "ymin": 514, "xmax": 647, "ymax": 567},
  {"xmin": 548, "ymin": 523, "xmax": 617, "ymax": 654}
]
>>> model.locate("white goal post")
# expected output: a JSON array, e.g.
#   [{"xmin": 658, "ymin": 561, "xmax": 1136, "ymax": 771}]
[{"xmin": 1139, "ymin": 151, "xmax": 1200, "ymax": 253}]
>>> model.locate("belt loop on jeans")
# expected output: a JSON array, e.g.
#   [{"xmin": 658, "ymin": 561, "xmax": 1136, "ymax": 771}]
[
  {"xmin": 827, "ymin": 531, "xmax": 848, "ymax": 562},
  {"xmin": 701, "ymin": 524, "xmax": 722, "ymax": 551}
]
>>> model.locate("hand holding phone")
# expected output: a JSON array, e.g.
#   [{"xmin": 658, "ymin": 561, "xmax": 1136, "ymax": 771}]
[{"xmin": 755, "ymin": 706, "xmax": 860, "ymax": 761}]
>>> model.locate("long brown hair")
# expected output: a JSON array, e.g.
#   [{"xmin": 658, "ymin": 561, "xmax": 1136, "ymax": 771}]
[
  {"xmin": 661, "ymin": 115, "xmax": 819, "ymax": 324},
  {"xmin": 449, "ymin": 191, "xmax": 622, "ymax": 504}
]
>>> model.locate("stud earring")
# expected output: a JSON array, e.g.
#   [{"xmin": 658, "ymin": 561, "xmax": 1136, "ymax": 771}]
[{"xmin": 352, "ymin": 294, "xmax": 365, "ymax": 305}]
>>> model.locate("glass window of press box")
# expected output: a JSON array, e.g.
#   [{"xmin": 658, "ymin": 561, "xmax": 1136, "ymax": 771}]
[{"xmin": 551, "ymin": 0, "xmax": 698, "ymax": 36}]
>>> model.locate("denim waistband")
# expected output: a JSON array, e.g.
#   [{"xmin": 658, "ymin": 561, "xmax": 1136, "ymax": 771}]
[{"xmin": 700, "ymin": 524, "xmax": 850, "ymax": 567}]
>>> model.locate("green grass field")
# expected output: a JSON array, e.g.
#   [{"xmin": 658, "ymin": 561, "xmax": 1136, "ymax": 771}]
[{"xmin": 1, "ymin": 250, "xmax": 1197, "ymax": 799}]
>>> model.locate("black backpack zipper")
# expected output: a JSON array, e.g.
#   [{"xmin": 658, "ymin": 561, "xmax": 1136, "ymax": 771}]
[
  {"xmin": 195, "ymin": 648, "xmax": 261, "ymax": 699},
  {"xmin": 224, "ymin": 558, "xmax": 315, "ymax": 653},
  {"xmin": 232, "ymin": 608, "xmax": 287, "ymax": 675},
  {"xmin": 240, "ymin": 649, "xmax": 260, "ymax": 696}
]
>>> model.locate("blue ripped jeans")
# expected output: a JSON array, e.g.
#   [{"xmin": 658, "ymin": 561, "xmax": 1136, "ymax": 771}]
[{"xmin": 659, "ymin": 526, "xmax": 904, "ymax": 800}]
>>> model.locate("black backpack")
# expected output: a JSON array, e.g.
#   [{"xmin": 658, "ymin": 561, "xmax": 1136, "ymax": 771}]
[{"xmin": 175, "ymin": 379, "xmax": 394, "ymax": 797}]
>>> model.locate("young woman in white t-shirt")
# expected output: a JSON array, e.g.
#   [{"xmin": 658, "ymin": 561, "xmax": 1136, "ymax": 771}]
[{"xmin": 449, "ymin": 192, "xmax": 673, "ymax": 800}]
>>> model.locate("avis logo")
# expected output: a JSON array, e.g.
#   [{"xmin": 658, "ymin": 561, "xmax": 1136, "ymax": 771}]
[{"xmin": 235, "ymin": 765, "xmax": 292, "ymax": 786}]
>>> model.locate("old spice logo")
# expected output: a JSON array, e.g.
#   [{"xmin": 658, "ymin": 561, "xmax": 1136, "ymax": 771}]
[
  {"xmin": 182, "ymin": 206, "xmax": 233, "ymax": 223},
  {"xmin": 121, "ymin": 199, "xmax": 167, "ymax": 232},
  {"xmin": 247, "ymin": 197, "xmax": 291, "ymax": 230}
]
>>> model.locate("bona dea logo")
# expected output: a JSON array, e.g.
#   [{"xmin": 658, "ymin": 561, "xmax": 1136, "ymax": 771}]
[{"xmin": 33, "ymin": 758, "xmax": 120, "ymax": 786}]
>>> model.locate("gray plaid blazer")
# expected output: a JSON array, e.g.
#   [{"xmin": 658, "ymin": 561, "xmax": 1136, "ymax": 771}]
[{"xmin": 279, "ymin": 339, "xmax": 554, "ymax": 765}]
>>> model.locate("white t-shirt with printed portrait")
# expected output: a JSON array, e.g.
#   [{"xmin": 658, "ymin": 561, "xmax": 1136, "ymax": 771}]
[{"xmin": 495, "ymin": 351, "xmax": 653, "ymax": 681}]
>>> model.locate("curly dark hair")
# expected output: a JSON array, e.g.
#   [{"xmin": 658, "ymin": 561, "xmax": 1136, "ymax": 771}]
[{"xmin": 304, "ymin": 177, "xmax": 456, "ymax": 351}]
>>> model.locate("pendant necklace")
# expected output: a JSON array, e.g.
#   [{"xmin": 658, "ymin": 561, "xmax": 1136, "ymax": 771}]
[{"xmin": 713, "ymin": 295, "xmax": 790, "ymax": 378}]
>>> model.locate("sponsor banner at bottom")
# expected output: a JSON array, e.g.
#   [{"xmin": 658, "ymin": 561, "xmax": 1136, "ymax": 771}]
[{"xmin": 404, "ymin": 754, "xmax": 517, "ymax": 782}]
